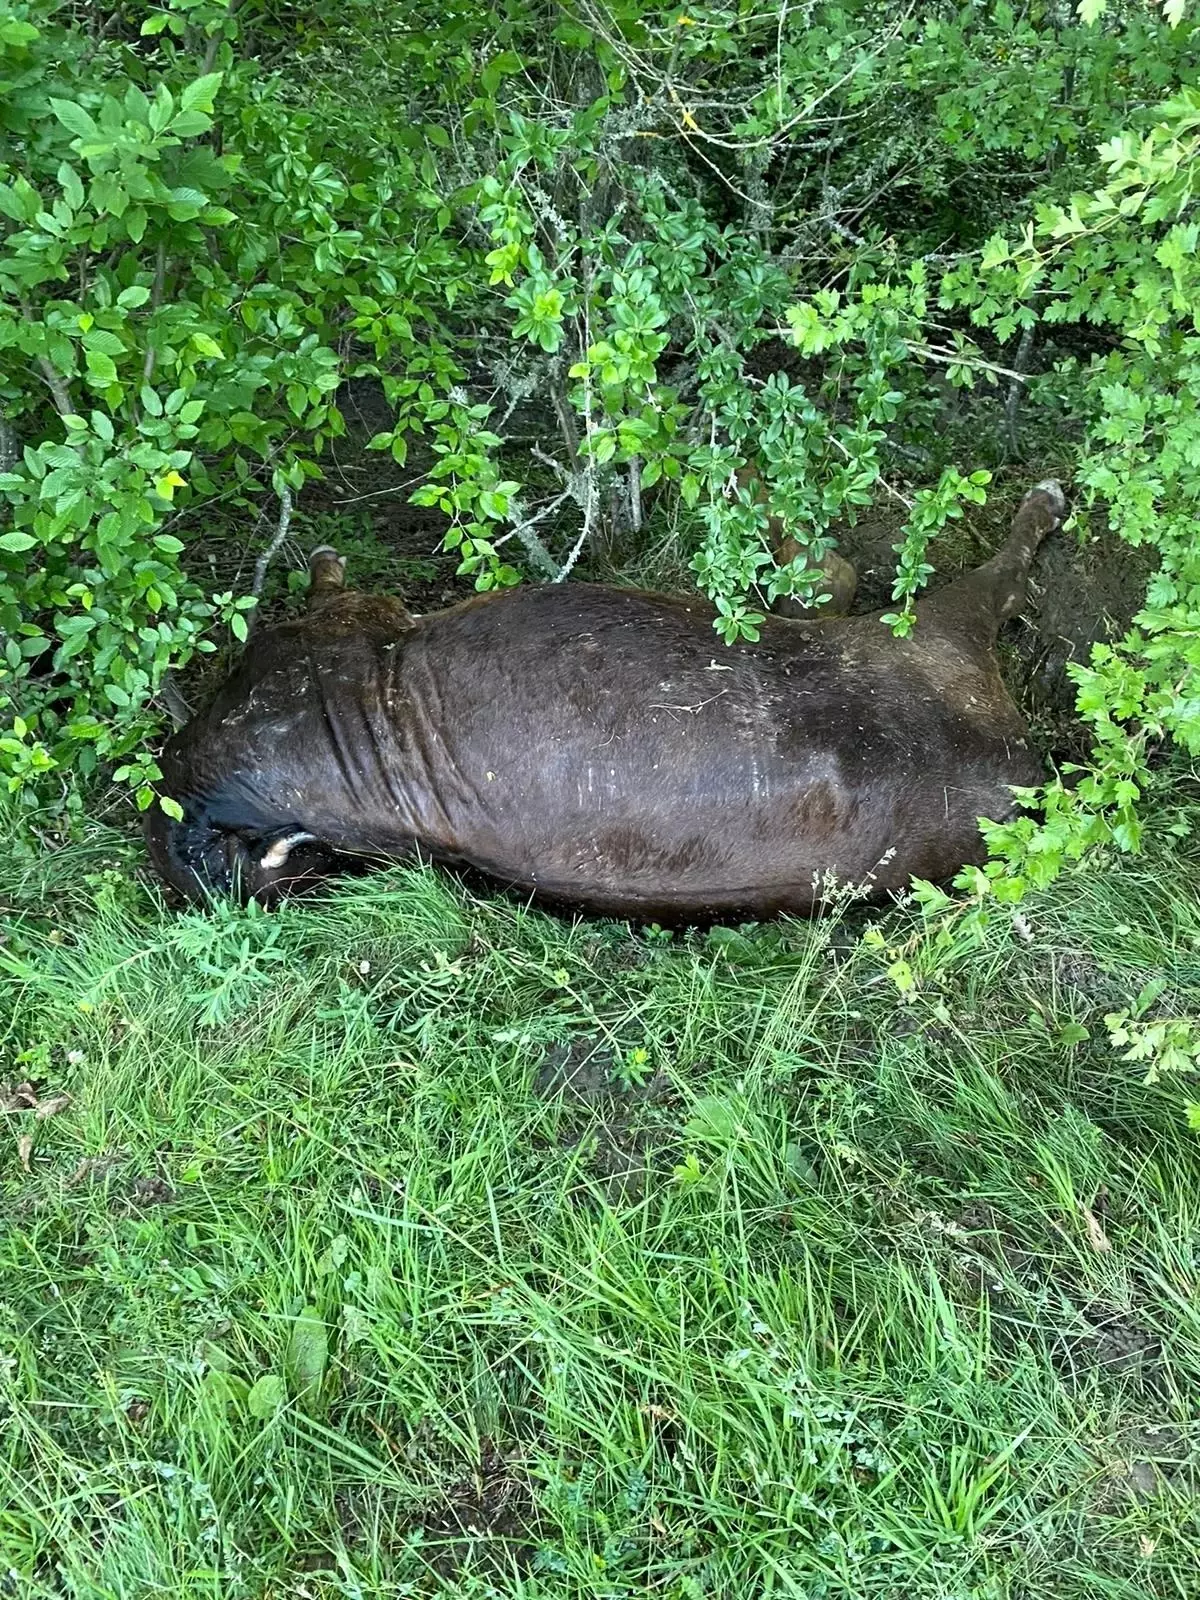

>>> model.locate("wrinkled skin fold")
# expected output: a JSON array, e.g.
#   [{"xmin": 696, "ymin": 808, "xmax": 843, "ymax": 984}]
[{"xmin": 146, "ymin": 483, "xmax": 1066, "ymax": 921}]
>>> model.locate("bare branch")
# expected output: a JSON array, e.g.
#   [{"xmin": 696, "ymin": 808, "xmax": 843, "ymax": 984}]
[
  {"xmin": 201, "ymin": 0, "xmax": 243, "ymax": 74},
  {"xmin": 505, "ymin": 489, "xmax": 569, "ymax": 579},
  {"xmin": 250, "ymin": 483, "xmax": 295, "ymax": 605},
  {"xmin": 35, "ymin": 358, "xmax": 75, "ymax": 420},
  {"xmin": 142, "ymin": 242, "xmax": 167, "ymax": 385},
  {"xmin": 1004, "ymin": 326, "xmax": 1038, "ymax": 459},
  {"xmin": 627, "ymin": 457, "xmax": 643, "ymax": 536},
  {"xmin": 0, "ymin": 418, "xmax": 19, "ymax": 473}
]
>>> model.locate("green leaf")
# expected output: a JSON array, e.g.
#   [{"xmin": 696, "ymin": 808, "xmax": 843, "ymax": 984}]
[
  {"xmin": 246, "ymin": 1373, "xmax": 286, "ymax": 1420},
  {"xmin": 0, "ymin": 532, "xmax": 37, "ymax": 553},
  {"xmin": 481, "ymin": 50, "xmax": 523, "ymax": 96},
  {"xmin": 180, "ymin": 72, "xmax": 224, "ymax": 113},
  {"xmin": 169, "ymin": 110, "xmax": 212, "ymax": 139},
  {"xmin": 0, "ymin": 18, "xmax": 39, "ymax": 45},
  {"xmin": 57, "ymin": 163, "xmax": 85, "ymax": 210},
  {"xmin": 0, "ymin": 184, "xmax": 29, "ymax": 222},
  {"xmin": 85, "ymin": 350, "xmax": 118, "ymax": 385},
  {"xmin": 49, "ymin": 99, "xmax": 99, "ymax": 141},
  {"xmin": 159, "ymin": 795, "xmax": 184, "ymax": 822},
  {"xmin": 117, "ymin": 284, "xmax": 152, "ymax": 309},
  {"xmin": 285, "ymin": 1306, "xmax": 328, "ymax": 1405}
]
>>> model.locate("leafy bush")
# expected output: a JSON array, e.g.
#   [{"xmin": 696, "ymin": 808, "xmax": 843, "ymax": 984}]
[{"xmin": 1, "ymin": 0, "xmax": 1199, "ymax": 899}]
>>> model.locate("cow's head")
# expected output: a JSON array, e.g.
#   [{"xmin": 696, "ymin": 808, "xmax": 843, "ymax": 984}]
[{"xmin": 144, "ymin": 799, "xmax": 339, "ymax": 907}]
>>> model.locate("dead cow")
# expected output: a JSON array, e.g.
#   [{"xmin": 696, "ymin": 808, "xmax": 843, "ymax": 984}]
[{"xmin": 145, "ymin": 480, "xmax": 1066, "ymax": 921}]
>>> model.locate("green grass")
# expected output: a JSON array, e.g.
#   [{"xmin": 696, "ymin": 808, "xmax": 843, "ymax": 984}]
[{"xmin": 2, "ymin": 821, "xmax": 1199, "ymax": 1598}]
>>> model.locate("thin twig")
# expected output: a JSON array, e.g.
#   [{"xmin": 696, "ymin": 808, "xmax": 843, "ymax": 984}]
[
  {"xmin": 142, "ymin": 242, "xmax": 167, "ymax": 384},
  {"xmin": 250, "ymin": 483, "xmax": 295, "ymax": 604},
  {"xmin": 157, "ymin": 672, "xmax": 193, "ymax": 730},
  {"xmin": 551, "ymin": 383, "xmax": 581, "ymax": 470},
  {"xmin": 907, "ymin": 343, "xmax": 1031, "ymax": 384},
  {"xmin": 506, "ymin": 488, "xmax": 570, "ymax": 578},
  {"xmin": 1004, "ymin": 325, "xmax": 1038, "ymax": 459}
]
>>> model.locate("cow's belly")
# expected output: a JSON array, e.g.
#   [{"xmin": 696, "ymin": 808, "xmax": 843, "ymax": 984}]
[{"xmin": 370, "ymin": 717, "xmax": 1024, "ymax": 920}]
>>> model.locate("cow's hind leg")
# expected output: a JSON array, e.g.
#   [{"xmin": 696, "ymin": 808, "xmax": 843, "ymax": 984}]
[
  {"xmin": 917, "ymin": 479, "xmax": 1066, "ymax": 645},
  {"xmin": 308, "ymin": 545, "xmax": 347, "ymax": 610}
]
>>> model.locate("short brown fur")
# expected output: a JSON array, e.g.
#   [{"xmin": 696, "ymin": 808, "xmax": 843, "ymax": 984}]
[{"xmin": 145, "ymin": 482, "xmax": 1065, "ymax": 921}]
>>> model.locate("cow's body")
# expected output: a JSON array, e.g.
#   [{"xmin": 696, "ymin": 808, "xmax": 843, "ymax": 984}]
[{"xmin": 146, "ymin": 482, "xmax": 1065, "ymax": 920}]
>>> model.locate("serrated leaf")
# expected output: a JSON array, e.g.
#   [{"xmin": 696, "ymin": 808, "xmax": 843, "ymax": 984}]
[
  {"xmin": 0, "ymin": 531, "xmax": 37, "ymax": 552},
  {"xmin": 159, "ymin": 795, "xmax": 184, "ymax": 822},
  {"xmin": 49, "ymin": 99, "xmax": 99, "ymax": 141},
  {"xmin": 85, "ymin": 350, "xmax": 118, "ymax": 384},
  {"xmin": 180, "ymin": 72, "xmax": 224, "ymax": 113}
]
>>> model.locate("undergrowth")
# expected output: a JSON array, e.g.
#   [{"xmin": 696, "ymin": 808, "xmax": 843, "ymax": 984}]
[{"xmin": 1, "ymin": 820, "xmax": 1198, "ymax": 1597}]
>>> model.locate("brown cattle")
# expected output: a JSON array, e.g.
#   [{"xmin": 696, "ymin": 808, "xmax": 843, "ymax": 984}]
[{"xmin": 145, "ymin": 481, "xmax": 1065, "ymax": 921}]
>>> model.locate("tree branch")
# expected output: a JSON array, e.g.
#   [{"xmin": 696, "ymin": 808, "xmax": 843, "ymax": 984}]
[
  {"xmin": 1004, "ymin": 325, "xmax": 1038, "ymax": 460},
  {"xmin": 142, "ymin": 242, "xmax": 167, "ymax": 384},
  {"xmin": 249, "ymin": 483, "xmax": 295, "ymax": 607},
  {"xmin": 201, "ymin": 0, "xmax": 243, "ymax": 74}
]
